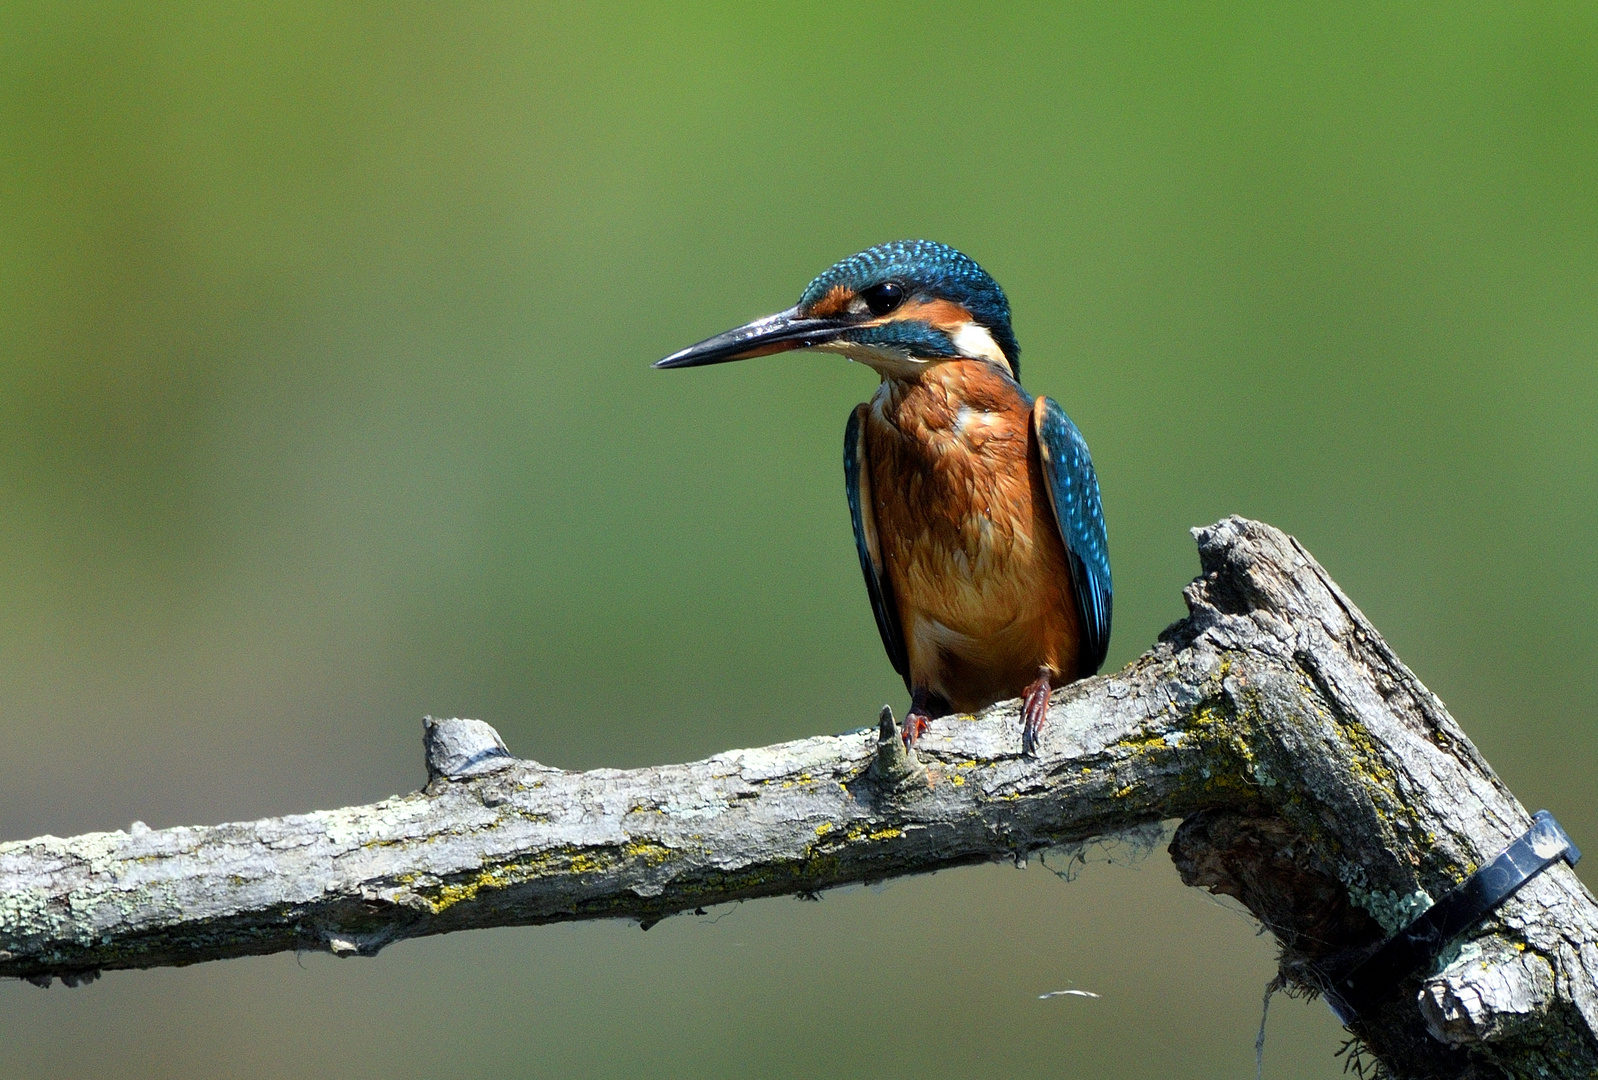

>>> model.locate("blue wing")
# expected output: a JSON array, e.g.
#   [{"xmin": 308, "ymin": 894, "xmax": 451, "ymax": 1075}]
[
  {"xmin": 1032, "ymin": 397, "xmax": 1112, "ymax": 674},
  {"xmin": 844, "ymin": 404, "xmax": 910, "ymax": 691}
]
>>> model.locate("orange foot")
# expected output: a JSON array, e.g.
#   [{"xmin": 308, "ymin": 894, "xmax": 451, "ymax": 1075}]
[
  {"xmin": 1021, "ymin": 667, "xmax": 1053, "ymax": 756},
  {"xmin": 902, "ymin": 710, "xmax": 929, "ymax": 747},
  {"xmin": 901, "ymin": 688, "xmax": 949, "ymax": 748}
]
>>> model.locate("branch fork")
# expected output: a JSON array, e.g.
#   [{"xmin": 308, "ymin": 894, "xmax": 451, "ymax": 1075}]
[{"xmin": 3, "ymin": 518, "xmax": 1595, "ymax": 1079}]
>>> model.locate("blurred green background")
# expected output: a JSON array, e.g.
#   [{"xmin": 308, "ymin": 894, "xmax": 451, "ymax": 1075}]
[{"xmin": 2, "ymin": 3, "xmax": 1594, "ymax": 1077}]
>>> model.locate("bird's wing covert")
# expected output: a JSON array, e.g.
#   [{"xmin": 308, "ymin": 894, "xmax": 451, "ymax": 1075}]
[
  {"xmin": 845, "ymin": 404, "xmax": 910, "ymax": 690},
  {"xmin": 1031, "ymin": 396, "xmax": 1112, "ymax": 674}
]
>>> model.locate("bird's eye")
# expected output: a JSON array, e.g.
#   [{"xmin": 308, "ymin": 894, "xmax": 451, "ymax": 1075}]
[{"xmin": 862, "ymin": 281, "xmax": 905, "ymax": 317}]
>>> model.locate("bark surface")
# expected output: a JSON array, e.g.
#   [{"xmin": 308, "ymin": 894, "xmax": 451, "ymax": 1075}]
[{"xmin": 3, "ymin": 518, "xmax": 1594, "ymax": 1079}]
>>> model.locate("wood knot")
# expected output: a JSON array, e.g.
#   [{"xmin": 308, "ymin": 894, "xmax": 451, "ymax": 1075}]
[
  {"xmin": 866, "ymin": 706, "xmax": 927, "ymax": 789},
  {"xmin": 423, "ymin": 716, "xmax": 516, "ymax": 782}
]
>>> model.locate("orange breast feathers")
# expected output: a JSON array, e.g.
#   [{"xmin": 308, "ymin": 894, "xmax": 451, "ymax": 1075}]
[{"xmin": 863, "ymin": 361, "xmax": 1084, "ymax": 712}]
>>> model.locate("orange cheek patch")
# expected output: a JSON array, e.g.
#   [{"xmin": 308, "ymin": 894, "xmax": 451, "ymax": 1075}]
[
  {"xmin": 886, "ymin": 298, "xmax": 974, "ymax": 331},
  {"xmin": 804, "ymin": 285, "xmax": 855, "ymax": 318}
]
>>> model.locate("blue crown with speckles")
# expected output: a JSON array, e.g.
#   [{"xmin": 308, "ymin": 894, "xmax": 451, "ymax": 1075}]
[{"xmin": 798, "ymin": 240, "xmax": 1021, "ymax": 378}]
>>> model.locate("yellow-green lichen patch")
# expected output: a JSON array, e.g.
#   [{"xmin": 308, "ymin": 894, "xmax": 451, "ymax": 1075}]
[
  {"xmin": 1287, "ymin": 671, "xmax": 1404, "ymax": 818},
  {"xmin": 622, "ymin": 840, "xmax": 675, "ymax": 867},
  {"xmin": 1138, "ymin": 687, "xmax": 1260, "ymax": 804},
  {"xmin": 429, "ymin": 869, "xmax": 510, "ymax": 913},
  {"xmin": 421, "ymin": 845, "xmax": 623, "ymax": 915},
  {"xmin": 1111, "ymin": 728, "xmax": 1177, "ymax": 756},
  {"xmin": 1332, "ymin": 715, "xmax": 1401, "ymax": 796},
  {"xmin": 840, "ymin": 824, "xmax": 905, "ymax": 843}
]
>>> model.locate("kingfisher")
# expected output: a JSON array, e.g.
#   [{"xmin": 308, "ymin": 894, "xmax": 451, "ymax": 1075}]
[{"xmin": 655, "ymin": 240, "xmax": 1110, "ymax": 755}]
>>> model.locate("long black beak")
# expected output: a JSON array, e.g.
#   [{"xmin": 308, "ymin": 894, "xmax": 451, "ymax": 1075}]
[{"xmin": 653, "ymin": 306, "xmax": 855, "ymax": 369}]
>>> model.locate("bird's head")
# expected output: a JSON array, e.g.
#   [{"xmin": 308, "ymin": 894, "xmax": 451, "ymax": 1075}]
[{"xmin": 654, "ymin": 240, "xmax": 1021, "ymax": 383}]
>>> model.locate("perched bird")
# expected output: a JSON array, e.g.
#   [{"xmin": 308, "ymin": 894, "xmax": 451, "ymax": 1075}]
[{"xmin": 656, "ymin": 240, "xmax": 1110, "ymax": 754}]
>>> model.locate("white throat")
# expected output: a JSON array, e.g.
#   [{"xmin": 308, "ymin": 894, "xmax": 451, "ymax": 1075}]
[
  {"xmin": 821, "ymin": 319, "xmax": 1012, "ymax": 381},
  {"xmin": 820, "ymin": 339, "xmax": 927, "ymax": 380},
  {"xmin": 949, "ymin": 321, "xmax": 1009, "ymax": 369}
]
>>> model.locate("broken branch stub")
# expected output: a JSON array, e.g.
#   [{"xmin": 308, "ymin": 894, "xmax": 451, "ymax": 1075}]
[{"xmin": 2, "ymin": 518, "xmax": 1594, "ymax": 1080}]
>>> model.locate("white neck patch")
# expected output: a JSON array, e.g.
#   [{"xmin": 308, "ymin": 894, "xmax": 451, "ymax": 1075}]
[
  {"xmin": 821, "ymin": 318, "xmax": 1013, "ymax": 381},
  {"xmin": 950, "ymin": 321, "xmax": 1011, "ymax": 372}
]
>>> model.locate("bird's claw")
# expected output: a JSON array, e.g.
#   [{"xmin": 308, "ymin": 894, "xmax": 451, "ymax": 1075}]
[
  {"xmin": 1021, "ymin": 668, "xmax": 1052, "ymax": 756},
  {"xmin": 901, "ymin": 688, "xmax": 949, "ymax": 748},
  {"xmin": 901, "ymin": 711, "xmax": 930, "ymax": 748}
]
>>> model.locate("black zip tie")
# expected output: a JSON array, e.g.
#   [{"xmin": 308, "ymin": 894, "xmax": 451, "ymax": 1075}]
[{"xmin": 1331, "ymin": 810, "xmax": 1581, "ymax": 1020}]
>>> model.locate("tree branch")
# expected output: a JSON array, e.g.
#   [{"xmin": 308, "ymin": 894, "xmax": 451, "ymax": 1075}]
[{"xmin": 3, "ymin": 518, "xmax": 1594, "ymax": 1079}]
